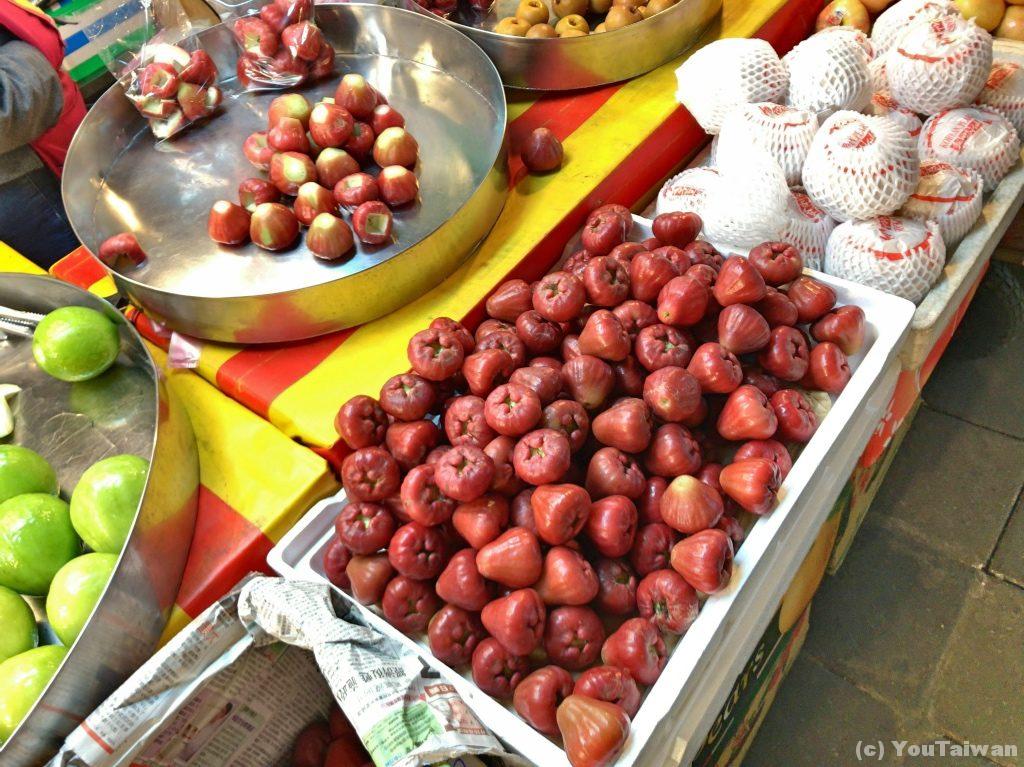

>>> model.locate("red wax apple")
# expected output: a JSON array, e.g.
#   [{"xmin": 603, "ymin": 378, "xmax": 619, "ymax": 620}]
[
  {"xmin": 378, "ymin": 166, "xmax": 419, "ymax": 207},
  {"xmin": 481, "ymin": 588, "xmax": 546, "ymax": 655},
  {"xmin": 542, "ymin": 399, "xmax": 590, "ymax": 452},
  {"xmin": 601, "ymin": 616, "xmax": 666, "ymax": 685},
  {"xmin": 140, "ymin": 62, "xmax": 179, "ymax": 99},
  {"xmin": 811, "ymin": 305, "xmax": 865, "ymax": 355},
  {"xmin": 611, "ymin": 356, "xmax": 645, "ymax": 398},
  {"xmin": 645, "ymin": 423, "xmax": 702, "ymax": 478},
  {"xmin": 334, "ymin": 172, "xmax": 379, "ymax": 207},
  {"xmin": 315, "ymin": 148, "xmax": 360, "ymax": 188},
  {"xmin": 536, "ymin": 546, "xmax": 599, "ymax": 606},
  {"xmin": 557, "ymin": 695, "xmax": 630, "ymax": 767},
  {"xmin": 249, "ymin": 202, "xmax": 298, "ymax": 250},
  {"xmin": 510, "ymin": 365, "xmax": 563, "ymax": 406},
  {"xmin": 379, "ymin": 372, "xmax": 435, "ymax": 420},
  {"xmin": 533, "ymin": 271, "xmax": 586, "ymax": 322},
  {"xmin": 485, "ymin": 435, "xmax": 524, "ymax": 497},
  {"xmin": 207, "ymin": 200, "xmax": 250, "ymax": 245},
  {"xmin": 652, "ymin": 211, "xmax": 701, "ymax": 248},
  {"xmin": 484, "ymin": 383, "xmax": 542, "ymax": 438},
  {"xmin": 717, "ymin": 304, "xmax": 770, "ymax": 355},
  {"xmin": 371, "ymin": 104, "xmax": 405, "ymax": 135},
  {"xmin": 335, "ymin": 501, "xmax": 395, "ymax": 554},
  {"xmin": 179, "ymin": 49, "xmax": 216, "ymax": 85},
  {"xmin": 636, "ymin": 568, "xmax": 699, "ymax": 635},
  {"xmin": 613, "ymin": 300, "xmax": 659, "ymax": 340},
  {"xmin": 592, "ymin": 398, "xmax": 652, "ymax": 453},
  {"xmin": 758, "ymin": 325, "xmax": 810, "ymax": 382},
  {"xmin": 472, "ymin": 637, "xmax": 529, "ymax": 698},
  {"xmin": 386, "ymin": 420, "xmax": 440, "ymax": 471},
  {"xmin": 478, "ymin": 330, "xmax": 527, "ymax": 367},
  {"xmin": 267, "ymin": 92, "xmax": 311, "ymax": 128},
  {"xmin": 638, "ymin": 476, "xmax": 667, "ymax": 524},
  {"xmin": 630, "ymin": 252, "xmax": 678, "ymax": 303},
  {"xmin": 787, "ymin": 276, "xmax": 836, "ymax": 323},
  {"xmin": 635, "ymin": 324, "xmax": 693, "ymax": 371},
  {"xmin": 629, "ymin": 522, "xmax": 676, "ymax": 576},
  {"xmin": 429, "ymin": 605, "xmax": 486, "ymax": 666},
  {"xmin": 487, "ymin": 278, "xmax": 533, "ymax": 321},
  {"xmin": 269, "ymin": 151, "xmax": 317, "ymax": 195},
  {"xmin": 387, "ymin": 521, "xmax": 446, "ymax": 579},
  {"xmin": 445, "ymin": 395, "xmax": 496, "ymax": 448},
  {"xmin": 755, "ymin": 288, "xmax": 800, "ymax": 328},
  {"xmin": 809, "ymin": 341, "xmax": 852, "ymax": 393},
  {"xmin": 660, "ymin": 474, "xmax": 724, "ymax": 534},
  {"xmin": 452, "ymin": 494, "xmax": 508, "ymax": 548},
  {"xmin": 430, "ymin": 316, "xmax": 474, "ymax": 354},
  {"xmin": 586, "ymin": 495, "xmax": 638, "ymax": 558},
  {"xmin": 578, "ymin": 310, "xmax": 631, "ymax": 361},
  {"xmin": 322, "ymin": 537, "xmax": 351, "ymax": 589},
  {"xmin": 476, "ymin": 527, "xmax": 543, "ymax": 588},
  {"xmin": 595, "ymin": 557, "xmax": 638, "ymax": 615},
  {"xmin": 308, "ymin": 102, "xmax": 354, "ymax": 147},
  {"xmin": 294, "ymin": 182, "xmax": 336, "ymax": 226},
  {"xmin": 514, "ymin": 666, "xmax": 574, "ymax": 735},
  {"xmin": 717, "ymin": 384, "xmax": 779, "ymax": 441},
  {"xmin": 292, "ymin": 720, "xmax": 331, "ymax": 767},
  {"xmin": 583, "ymin": 256, "xmax": 631, "ymax": 307},
  {"xmin": 436, "ymin": 548, "xmax": 493, "ymax": 611},
  {"xmin": 463, "ymin": 349, "xmax": 514, "ymax": 398},
  {"xmin": 344, "ymin": 121, "xmax": 375, "ymax": 158},
  {"xmin": 334, "ymin": 394, "xmax": 387, "ymax": 448},
  {"xmin": 310, "ymin": 42, "xmax": 335, "ymax": 79},
  {"xmin": 434, "ymin": 445, "xmax": 494, "ymax": 503},
  {"xmin": 734, "ymin": 439, "xmax": 793, "ymax": 480},
  {"xmin": 346, "ymin": 553, "xmax": 392, "ymax": 604},
  {"xmin": 531, "ymin": 483, "xmax": 591, "ymax": 545},
  {"xmin": 581, "ymin": 206, "xmax": 630, "ymax": 256},
  {"xmin": 243, "ymin": 131, "xmax": 274, "ymax": 170},
  {"xmin": 238, "ymin": 177, "xmax": 280, "ymax": 212},
  {"xmin": 513, "ymin": 428, "xmax": 571, "ymax": 485},
  {"xmin": 260, "ymin": 2, "xmax": 288, "ymax": 32},
  {"xmin": 642, "ymin": 365, "xmax": 700, "ymax": 422},
  {"xmin": 382, "ymin": 575, "xmax": 439, "ymax": 633},
  {"xmin": 720, "ymin": 457, "xmax": 782, "ymax": 515},
  {"xmin": 373, "ymin": 126, "xmax": 418, "ymax": 168},
  {"xmin": 562, "ymin": 355, "xmax": 615, "ymax": 411},
  {"xmin": 671, "ymin": 527, "xmax": 734, "ymax": 593},
  {"xmin": 574, "ymin": 666, "xmax": 641, "ymax": 718},
  {"xmin": 743, "ymin": 370, "xmax": 783, "ymax": 398},
  {"xmin": 586, "ymin": 447, "xmax": 645, "ymax": 500},
  {"xmin": 770, "ymin": 389, "xmax": 819, "ymax": 443},
  {"xmin": 268, "ymin": 115, "xmax": 310, "ymax": 153},
  {"xmin": 282, "ymin": 20, "xmax": 322, "ymax": 61},
  {"xmin": 407, "ymin": 327, "xmax": 464, "ymax": 381},
  {"xmin": 657, "ymin": 275, "xmax": 708, "ymax": 326},
  {"xmin": 747, "ymin": 241, "xmax": 803, "ymax": 286},
  {"xmin": 522, "ymin": 127, "xmax": 564, "ymax": 173},
  {"xmin": 352, "ymin": 200, "xmax": 393, "ymax": 245},
  {"xmin": 400, "ymin": 464, "xmax": 456, "ymax": 526},
  {"xmin": 714, "ymin": 256, "xmax": 768, "ymax": 306},
  {"xmin": 545, "ymin": 605, "xmax": 606, "ymax": 673},
  {"xmin": 335, "ymin": 73, "xmax": 377, "ymax": 119},
  {"xmin": 341, "ymin": 446, "xmax": 400, "ymax": 501}
]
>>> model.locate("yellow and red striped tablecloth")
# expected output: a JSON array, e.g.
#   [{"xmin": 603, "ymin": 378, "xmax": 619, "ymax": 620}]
[{"xmin": 53, "ymin": 0, "xmax": 823, "ymax": 467}]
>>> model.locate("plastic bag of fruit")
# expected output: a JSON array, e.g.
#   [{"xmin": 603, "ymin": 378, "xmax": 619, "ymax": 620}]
[
  {"xmin": 103, "ymin": 0, "xmax": 223, "ymax": 140},
  {"xmin": 410, "ymin": 0, "xmax": 460, "ymax": 20},
  {"xmin": 232, "ymin": 0, "xmax": 335, "ymax": 90}
]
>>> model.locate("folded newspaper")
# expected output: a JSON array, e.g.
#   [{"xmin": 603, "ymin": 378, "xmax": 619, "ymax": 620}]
[{"xmin": 48, "ymin": 576, "xmax": 523, "ymax": 767}]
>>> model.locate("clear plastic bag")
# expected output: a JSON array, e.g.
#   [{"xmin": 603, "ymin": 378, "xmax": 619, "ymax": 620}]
[
  {"xmin": 106, "ymin": 0, "xmax": 223, "ymax": 140},
  {"xmin": 233, "ymin": 0, "xmax": 334, "ymax": 91},
  {"xmin": 410, "ymin": 0, "xmax": 459, "ymax": 20}
]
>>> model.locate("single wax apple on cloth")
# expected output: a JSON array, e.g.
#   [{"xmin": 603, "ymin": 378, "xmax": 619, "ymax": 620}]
[
  {"xmin": 783, "ymin": 28, "xmax": 873, "ymax": 117},
  {"xmin": 780, "ymin": 191, "xmax": 836, "ymax": 271},
  {"xmin": 887, "ymin": 14, "xmax": 993, "ymax": 116},
  {"xmin": 674, "ymin": 38, "xmax": 789, "ymax": 135},
  {"xmin": 655, "ymin": 167, "xmax": 720, "ymax": 218},
  {"xmin": 235, "ymin": 577, "xmax": 523, "ymax": 767},
  {"xmin": 715, "ymin": 103, "xmax": 818, "ymax": 187},
  {"xmin": 918, "ymin": 106, "xmax": 1021, "ymax": 192},
  {"xmin": 870, "ymin": 0, "xmax": 956, "ymax": 57},
  {"xmin": 975, "ymin": 60, "xmax": 1024, "ymax": 137},
  {"xmin": 803, "ymin": 110, "xmax": 920, "ymax": 222},
  {"xmin": 824, "ymin": 215, "xmax": 946, "ymax": 303},
  {"xmin": 899, "ymin": 160, "xmax": 984, "ymax": 245},
  {"xmin": 701, "ymin": 146, "xmax": 790, "ymax": 251}
]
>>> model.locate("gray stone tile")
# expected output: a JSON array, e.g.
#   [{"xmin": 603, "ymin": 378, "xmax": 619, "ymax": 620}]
[
  {"xmin": 924, "ymin": 261, "xmax": 1024, "ymax": 439},
  {"xmin": 928, "ymin": 575, "xmax": 1024, "ymax": 767},
  {"xmin": 992, "ymin": 497, "xmax": 1024, "ymax": 587},
  {"xmin": 866, "ymin": 406, "xmax": 1024, "ymax": 567},
  {"xmin": 743, "ymin": 653, "xmax": 900, "ymax": 767},
  {"xmin": 803, "ymin": 523, "xmax": 975, "ymax": 708}
]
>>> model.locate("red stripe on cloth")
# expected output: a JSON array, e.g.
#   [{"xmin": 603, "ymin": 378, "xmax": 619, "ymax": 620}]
[
  {"xmin": 215, "ymin": 328, "xmax": 355, "ymax": 419},
  {"xmin": 753, "ymin": 0, "xmax": 824, "ymax": 53},
  {"xmin": 175, "ymin": 486, "xmax": 275, "ymax": 618},
  {"xmin": 49, "ymin": 246, "xmax": 107, "ymax": 290}
]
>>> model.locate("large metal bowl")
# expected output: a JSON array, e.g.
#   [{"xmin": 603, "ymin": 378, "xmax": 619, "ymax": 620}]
[
  {"xmin": 62, "ymin": 3, "xmax": 508, "ymax": 344},
  {"xmin": 438, "ymin": 0, "xmax": 722, "ymax": 90},
  {"xmin": 0, "ymin": 274, "xmax": 199, "ymax": 766}
]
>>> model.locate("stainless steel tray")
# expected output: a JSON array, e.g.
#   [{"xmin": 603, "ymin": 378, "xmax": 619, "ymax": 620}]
[
  {"xmin": 0, "ymin": 274, "xmax": 199, "ymax": 766},
  {"xmin": 62, "ymin": 3, "xmax": 508, "ymax": 344},
  {"xmin": 435, "ymin": 0, "xmax": 722, "ymax": 91}
]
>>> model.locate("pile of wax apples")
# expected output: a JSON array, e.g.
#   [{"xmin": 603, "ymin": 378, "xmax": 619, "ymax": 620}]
[
  {"xmin": 207, "ymin": 75, "xmax": 419, "ymax": 260},
  {"xmin": 291, "ymin": 705, "xmax": 372, "ymax": 767},
  {"xmin": 326, "ymin": 207, "xmax": 865, "ymax": 767},
  {"xmin": 127, "ymin": 44, "xmax": 220, "ymax": 139}
]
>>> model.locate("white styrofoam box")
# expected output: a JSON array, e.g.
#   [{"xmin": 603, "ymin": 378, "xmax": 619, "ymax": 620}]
[{"xmin": 268, "ymin": 215, "xmax": 915, "ymax": 767}]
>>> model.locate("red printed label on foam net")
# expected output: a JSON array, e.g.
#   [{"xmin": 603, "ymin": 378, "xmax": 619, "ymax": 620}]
[
  {"xmin": 940, "ymin": 116, "xmax": 986, "ymax": 153},
  {"xmin": 793, "ymin": 192, "xmax": 825, "ymax": 223},
  {"xmin": 838, "ymin": 122, "xmax": 877, "ymax": 150},
  {"xmin": 876, "ymin": 216, "xmax": 905, "ymax": 240},
  {"xmin": 985, "ymin": 61, "xmax": 1020, "ymax": 90}
]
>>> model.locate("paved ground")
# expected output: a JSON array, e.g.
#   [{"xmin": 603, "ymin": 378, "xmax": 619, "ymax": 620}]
[{"xmin": 744, "ymin": 261, "xmax": 1024, "ymax": 767}]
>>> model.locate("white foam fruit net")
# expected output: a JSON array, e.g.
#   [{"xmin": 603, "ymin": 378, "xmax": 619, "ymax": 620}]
[
  {"xmin": 716, "ymin": 103, "xmax": 819, "ymax": 187},
  {"xmin": 702, "ymin": 146, "xmax": 790, "ymax": 250},
  {"xmin": 888, "ymin": 14, "xmax": 993, "ymax": 116},
  {"xmin": 824, "ymin": 216, "xmax": 946, "ymax": 304},
  {"xmin": 780, "ymin": 191, "xmax": 836, "ymax": 271},
  {"xmin": 815, "ymin": 25, "xmax": 876, "ymax": 60},
  {"xmin": 803, "ymin": 110, "xmax": 921, "ymax": 222},
  {"xmin": 871, "ymin": 0, "xmax": 956, "ymax": 57},
  {"xmin": 869, "ymin": 55, "xmax": 889, "ymax": 92},
  {"xmin": 919, "ymin": 106, "xmax": 1020, "ymax": 192},
  {"xmin": 675, "ymin": 38, "xmax": 789, "ymax": 135},
  {"xmin": 868, "ymin": 90, "xmax": 924, "ymax": 138},
  {"xmin": 975, "ymin": 60, "xmax": 1024, "ymax": 138},
  {"xmin": 898, "ymin": 160, "xmax": 984, "ymax": 246},
  {"xmin": 655, "ymin": 166, "xmax": 721, "ymax": 218},
  {"xmin": 783, "ymin": 30, "xmax": 873, "ymax": 117}
]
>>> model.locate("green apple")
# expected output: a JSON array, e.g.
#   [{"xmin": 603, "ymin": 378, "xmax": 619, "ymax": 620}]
[
  {"xmin": 70, "ymin": 455, "xmax": 149, "ymax": 554},
  {"xmin": 0, "ymin": 586, "xmax": 36, "ymax": 663},
  {"xmin": 0, "ymin": 494, "xmax": 81, "ymax": 596},
  {"xmin": 32, "ymin": 306, "xmax": 120, "ymax": 383},
  {"xmin": 0, "ymin": 645, "xmax": 66, "ymax": 743},
  {"xmin": 46, "ymin": 553, "xmax": 116, "ymax": 646},
  {"xmin": 0, "ymin": 445, "xmax": 57, "ymax": 504}
]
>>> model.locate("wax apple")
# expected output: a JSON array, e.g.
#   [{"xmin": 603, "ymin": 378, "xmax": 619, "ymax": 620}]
[
  {"xmin": 594, "ymin": 557, "xmax": 638, "ymax": 615},
  {"xmin": 574, "ymin": 666, "xmax": 641, "ymax": 718},
  {"xmin": 140, "ymin": 62, "xmax": 179, "ymax": 98},
  {"xmin": 243, "ymin": 131, "xmax": 274, "ymax": 169},
  {"xmin": 179, "ymin": 49, "xmax": 216, "ymax": 84},
  {"xmin": 268, "ymin": 115, "xmax": 309, "ymax": 153},
  {"xmin": 269, "ymin": 151, "xmax": 317, "ymax": 195},
  {"xmin": 645, "ymin": 423, "xmax": 701, "ymax": 478},
  {"xmin": 770, "ymin": 389, "xmax": 818, "ymax": 443},
  {"xmin": 334, "ymin": 172, "xmax": 379, "ymax": 207},
  {"xmin": 335, "ymin": 501, "xmax": 395, "ymax": 554},
  {"xmin": 487, "ymin": 279, "xmax": 533, "ymax": 320},
  {"xmin": 482, "ymin": 588, "xmax": 546, "ymax": 655},
  {"xmin": 522, "ymin": 127, "xmax": 564, "ymax": 172},
  {"xmin": 717, "ymin": 384, "xmax": 778, "ymax": 441},
  {"xmin": 536, "ymin": 546, "xmax": 599, "ymax": 605},
  {"xmin": 308, "ymin": 102, "xmax": 353, "ymax": 148},
  {"xmin": 249, "ymin": 202, "xmax": 298, "ymax": 250},
  {"xmin": 651, "ymin": 211, "xmax": 700, "ymax": 247},
  {"xmin": 434, "ymin": 445, "xmax": 494, "ymax": 503},
  {"xmin": 371, "ymin": 104, "xmax": 405, "ymax": 135},
  {"xmin": 811, "ymin": 305, "xmax": 865, "ymax": 355},
  {"xmin": 758, "ymin": 326, "xmax": 810, "ymax": 381},
  {"xmin": 533, "ymin": 271, "xmax": 586, "ymax": 322},
  {"xmin": 407, "ymin": 327, "xmax": 464, "ymax": 381},
  {"xmin": 577, "ymin": 310, "xmax": 630, "ymax": 361},
  {"xmin": 267, "ymin": 92, "xmax": 311, "ymax": 128},
  {"xmin": 592, "ymin": 398, "xmax": 652, "ymax": 453},
  {"xmin": 430, "ymin": 316, "xmax": 474, "ymax": 354},
  {"xmin": 748, "ymin": 241, "xmax": 803, "ymax": 286},
  {"xmin": 670, "ymin": 528, "xmax": 733, "ymax": 593},
  {"xmin": 542, "ymin": 400, "xmax": 590, "ymax": 452},
  {"xmin": 586, "ymin": 447, "xmax": 645, "ymax": 500},
  {"xmin": 452, "ymin": 494, "xmax": 508, "ymax": 548},
  {"xmin": 352, "ymin": 201, "xmax": 393, "ymax": 245},
  {"xmin": 282, "ymin": 20, "xmax": 322, "ymax": 61},
  {"xmin": 629, "ymin": 522, "xmax": 676, "ymax": 576},
  {"xmin": 292, "ymin": 182, "xmax": 335, "ymax": 226},
  {"xmin": 476, "ymin": 527, "xmax": 542, "ymax": 587},
  {"xmin": 335, "ymin": 73, "xmax": 377, "ymax": 118},
  {"xmin": 562, "ymin": 355, "xmax": 615, "ymax": 410},
  {"xmin": 483, "ymin": 383, "xmax": 542, "ymax": 438},
  {"xmin": 582, "ymin": 205, "xmax": 631, "ymax": 255},
  {"xmin": 462, "ymin": 349, "xmax": 513, "ymax": 398},
  {"xmin": 428, "ymin": 604, "xmax": 486, "ymax": 666},
  {"xmin": 787, "ymin": 276, "xmax": 836, "ymax": 323},
  {"xmin": 472, "ymin": 637, "xmax": 529, "ymax": 698},
  {"xmin": 399, "ymin": 464, "xmax": 455, "ymax": 526},
  {"xmin": 335, "ymin": 394, "xmax": 387, "ymax": 448},
  {"xmin": 341, "ymin": 447, "xmax": 400, "ymax": 502},
  {"xmin": 630, "ymin": 252, "xmax": 678, "ymax": 303},
  {"xmin": 734, "ymin": 439, "xmax": 792, "ymax": 481},
  {"xmin": 635, "ymin": 324, "xmax": 693, "ymax": 371},
  {"xmin": 315, "ymin": 148, "xmax": 359, "ymax": 189},
  {"xmin": 237, "ymin": 178, "xmax": 280, "ymax": 213},
  {"xmin": 531, "ymin": 483, "xmax": 590, "ymax": 545},
  {"xmin": 756, "ymin": 288, "xmax": 799, "ymax": 328},
  {"xmin": 378, "ymin": 166, "xmax": 419, "ymax": 207},
  {"xmin": 601, "ymin": 616, "xmax": 666, "ymax": 685},
  {"xmin": 513, "ymin": 428, "xmax": 571, "ymax": 485},
  {"xmin": 657, "ymin": 275, "xmax": 708, "ymax": 326},
  {"xmin": 514, "ymin": 666, "xmax": 574, "ymax": 735},
  {"xmin": 478, "ymin": 331, "xmax": 527, "ymax": 367},
  {"xmin": 583, "ymin": 256, "xmax": 631, "ymax": 306},
  {"xmin": 717, "ymin": 304, "xmax": 770, "ymax": 355},
  {"xmin": 387, "ymin": 521, "xmax": 445, "ymax": 579},
  {"xmin": 586, "ymin": 495, "xmax": 637, "ymax": 558},
  {"xmin": 557, "ymin": 695, "xmax": 630, "ymax": 767},
  {"xmin": 373, "ymin": 126, "xmax": 418, "ymax": 167},
  {"xmin": 714, "ymin": 256, "xmax": 768, "ymax": 306},
  {"xmin": 444, "ymin": 395, "xmax": 496, "ymax": 448},
  {"xmin": 540, "ymin": 605, "xmax": 603, "ymax": 671},
  {"xmin": 640, "ymin": 365, "xmax": 699, "ymax": 422},
  {"xmin": 636, "ymin": 568, "xmax": 699, "ymax": 635},
  {"xmin": 660, "ymin": 473, "xmax": 724, "ymax": 534},
  {"xmin": 516, "ymin": 310, "xmax": 564, "ymax": 355},
  {"xmin": 436, "ymin": 548, "xmax": 492, "ymax": 610},
  {"xmin": 322, "ymin": 537, "xmax": 351, "ymax": 588},
  {"xmin": 382, "ymin": 575, "xmax": 438, "ymax": 633},
  {"xmin": 344, "ymin": 121, "xmax": 375, "ymax": 158},
  {"xmin": 809, "ymin": 341, "xmax": 852, "ymax": 393},
  {"xmin": 614, "ymin": 300, "xmax": 658, "ymax": 341}
]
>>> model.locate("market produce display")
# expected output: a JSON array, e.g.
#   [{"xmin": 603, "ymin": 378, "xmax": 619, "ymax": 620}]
[
  {"xmin": 483, "ymin": 0, "xmax": 682, "ymax": 37},
  {"xmin": 671, "ymin": 0, "xmax": 1024, "ymax": 304},
  {"xmin": 323, "ymin": 206, "xmax": 869, "ymax": 767}
]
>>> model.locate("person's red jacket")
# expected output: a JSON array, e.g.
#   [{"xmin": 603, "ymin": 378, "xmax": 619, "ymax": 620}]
[{"xmin": 0, "ymin": 0, "xmax": 86, "ymax": 176}]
